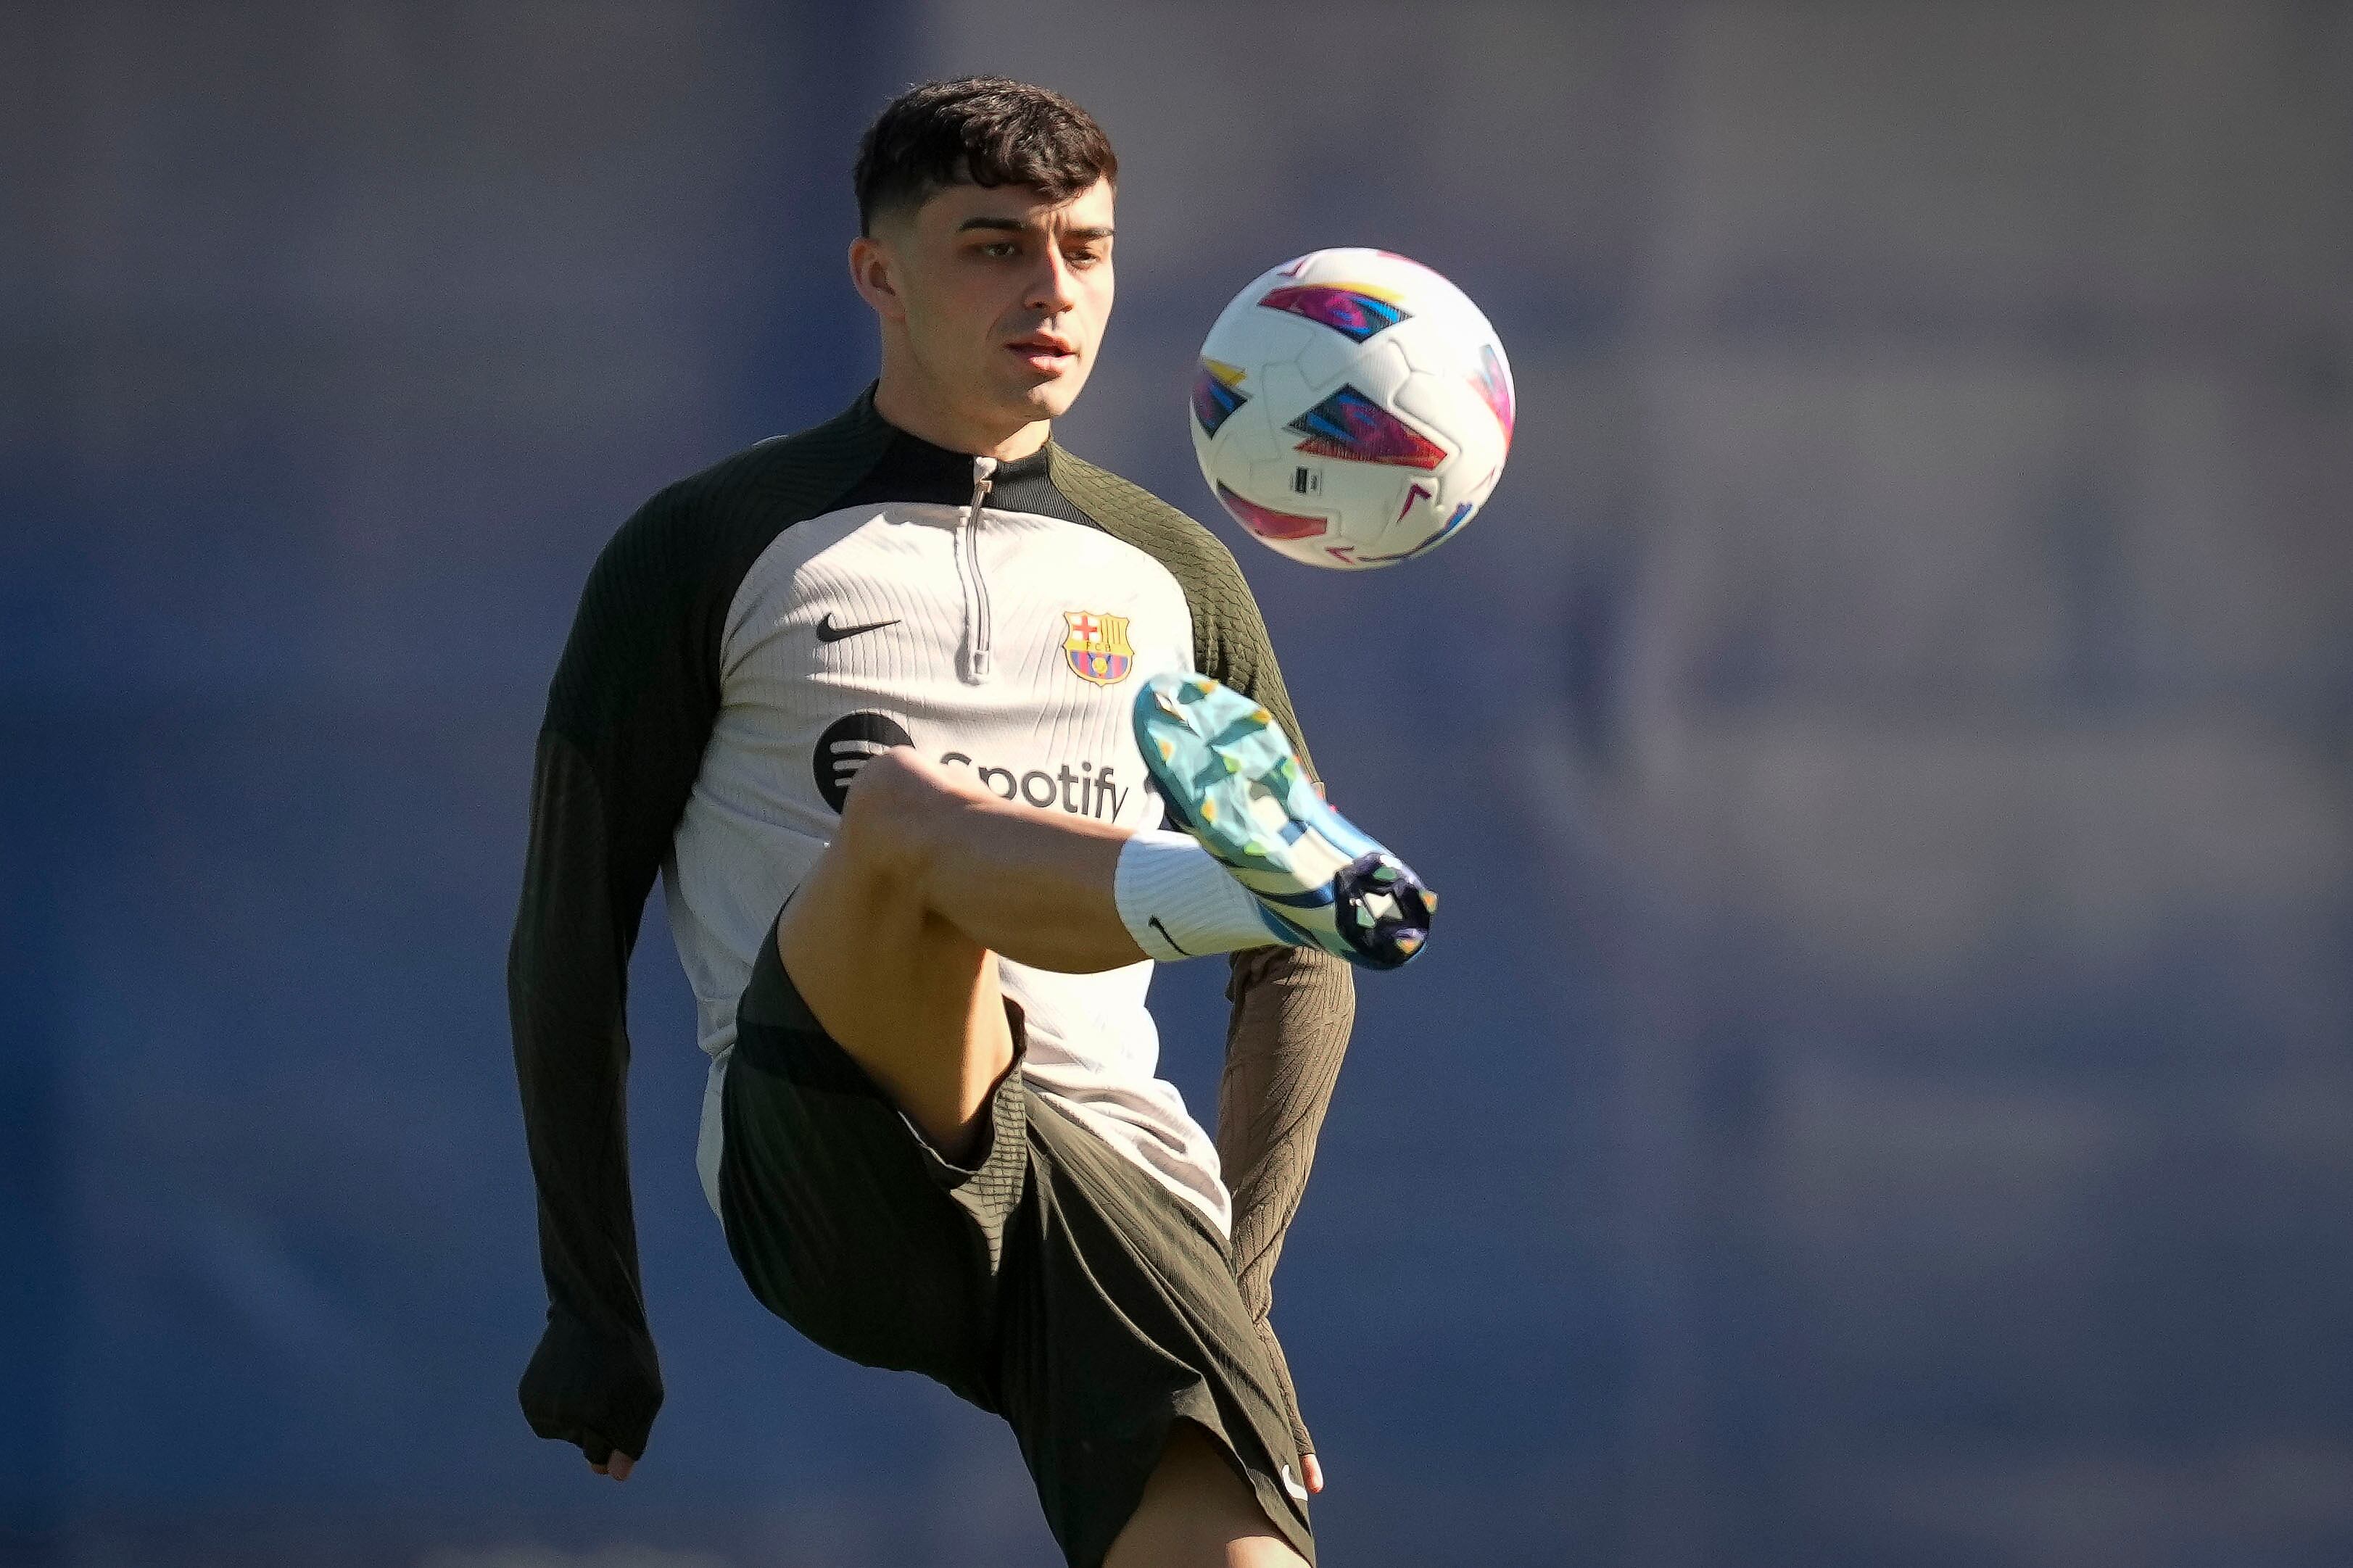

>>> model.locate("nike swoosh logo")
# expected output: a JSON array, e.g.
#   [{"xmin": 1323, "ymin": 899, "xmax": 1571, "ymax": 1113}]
[
  {"xmin": 816, "ymin": 613, "xmax": 901, "ymax": 643},
  {"xmin": 1149, "ymin": 916, "xmax": 1191, "ymax": 957},
  {"xmin": 1280, "ymin": 1464, "xmax": 1310, "ymax": 1503}
]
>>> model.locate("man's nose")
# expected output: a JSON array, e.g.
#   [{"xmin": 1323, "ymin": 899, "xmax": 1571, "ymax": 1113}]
[{"xmin": 1028, "ymin": 248, "xmax": 1081, "ymax": 315}]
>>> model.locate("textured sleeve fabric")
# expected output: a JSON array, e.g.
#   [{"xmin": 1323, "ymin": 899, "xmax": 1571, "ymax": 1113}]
[
  {"xmin": 1180, "ymin": 520, "xmax": 1357, "ymax": 1453},
  {"xmin": 508, "ymin": 481, "xmax": 725, "ymax": 1465},
  {"xmin": 1217, "ymin": 944, "xmax": 1355, "ymax": 1456},
  {"xmin": 1049, "ymin": 447, "xmax": 1319, "ymax": 779},
  {"xmin": 1048, "ymin": 447, "xmax": 1359, "ymax": 1457},
  {"xmin": 508, "ymin": 394, "xmax": 893, "ymax": 1466}
]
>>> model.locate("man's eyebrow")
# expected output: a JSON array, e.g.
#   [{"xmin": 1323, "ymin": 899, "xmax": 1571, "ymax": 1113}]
[{"xmin": 956, "ymin": 215, "xmax": 1115, "ymax": 239}]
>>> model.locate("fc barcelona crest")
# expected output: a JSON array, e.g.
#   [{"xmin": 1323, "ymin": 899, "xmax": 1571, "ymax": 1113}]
[{"xmin": 1062, "ymin": 610, "xmax": 1134, "ymax": 686}]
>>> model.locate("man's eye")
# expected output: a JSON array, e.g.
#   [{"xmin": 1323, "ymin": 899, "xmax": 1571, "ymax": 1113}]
[
  {"xmin": 1066, "ymin": 249, "xmax": 1105, "ymax": 269},
  {"xmin": 980, "ymin": 241, "xmax": 1018, "ymax": 259}
]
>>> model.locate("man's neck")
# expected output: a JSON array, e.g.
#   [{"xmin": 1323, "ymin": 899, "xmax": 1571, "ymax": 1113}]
[{"xmin": 872, "ymin": 373, "xmax": 1050, "ymax": 462}]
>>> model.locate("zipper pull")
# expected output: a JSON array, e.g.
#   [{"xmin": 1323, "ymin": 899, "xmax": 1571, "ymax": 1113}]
[
  {"xmin": 965, "ymin": 455, "xmax": 997, "ymax": 520},
  {"xmin": 962, "ymin": 456, "xmax": 998, "ymax": 681}
]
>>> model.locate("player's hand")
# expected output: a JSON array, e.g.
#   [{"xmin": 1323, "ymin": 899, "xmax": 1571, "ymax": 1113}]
[
  {"xmin": 518, "ymin": 1307, "xmax": 663, "ymax": 1484},
  {"xmin": 1245, "ymin": 1313, "xmax": 1323, "ymax": 1496},
  {"xmin": 590, "ymin": 1451, "xmax": 635, "ymax": 1482}
]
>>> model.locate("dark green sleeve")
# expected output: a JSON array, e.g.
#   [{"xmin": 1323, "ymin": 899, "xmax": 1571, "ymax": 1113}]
[
  {"xmin": 1047, "ymin": 447, "xmax": 1318, "ymax": 776},
  {"xmin": 508, "ymin": 482, "xmax": 722, "ymax": 1464},
  {"xmin": 508, "ymin": 395, "xmax": 891, "ymax": 1464},
  {"xmin": 1216, "ymin": 941, "xmax": 1355, "ymax": 1457},
  {"xmin": 1046, "ymin": 447, "xmax": 1357, "ymax": 1457},
  {"xmin": 1177, "ymin": 542, "xmax": 1317, "ymax": 781},
  {"xmin": 1198, "ymin": 573, "xmax": 1355, "ymax": 1460}
]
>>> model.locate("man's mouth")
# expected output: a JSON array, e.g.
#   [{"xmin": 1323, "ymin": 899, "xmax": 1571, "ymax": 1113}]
[{"xmin": 1007, "ymin": 333, "xmax": 1078, "ymax": 369}]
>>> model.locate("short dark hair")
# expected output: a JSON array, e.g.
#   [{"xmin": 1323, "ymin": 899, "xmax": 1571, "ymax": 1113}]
[{"xmin": 853, "ymin": 77, "xmax": 1117, "ymax": 234}]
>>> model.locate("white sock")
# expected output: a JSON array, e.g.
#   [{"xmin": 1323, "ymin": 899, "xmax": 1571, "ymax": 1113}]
[{"xmin": 1114, "ymin": 829, "xmax": 1285, "ymax": 961}]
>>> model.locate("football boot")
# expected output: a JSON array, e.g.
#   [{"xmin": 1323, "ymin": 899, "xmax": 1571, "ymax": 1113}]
[{"xmin": 1133, "ymin": 671, "xmax": 1434, "ymax": 970}]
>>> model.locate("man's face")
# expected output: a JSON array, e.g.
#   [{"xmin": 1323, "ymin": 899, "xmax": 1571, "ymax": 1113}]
[{"xmin": 857, "ymin": 176, "xmax": 1116, "ymax": 428}]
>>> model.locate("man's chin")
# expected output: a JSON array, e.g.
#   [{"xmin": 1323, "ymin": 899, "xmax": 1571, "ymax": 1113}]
[{"xmin": 997, "ymin": 368, "xmax": 1088, "ymax": 424}]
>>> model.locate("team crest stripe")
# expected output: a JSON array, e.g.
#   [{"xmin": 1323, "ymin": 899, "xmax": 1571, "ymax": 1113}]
[{"xmin": 1062, "ymin": 609, "xmax": 1135, "ymax": 686}]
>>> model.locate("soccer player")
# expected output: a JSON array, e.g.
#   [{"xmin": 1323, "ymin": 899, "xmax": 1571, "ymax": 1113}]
[{"xmin": 508, "ymin": 78, "xmax": 1433, "ymax": 1567}]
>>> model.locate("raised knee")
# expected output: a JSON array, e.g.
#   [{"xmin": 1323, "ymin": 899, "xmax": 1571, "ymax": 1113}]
[{"xmin": 835, "ymin": 745, "xmax": 956, "ymax": 877}]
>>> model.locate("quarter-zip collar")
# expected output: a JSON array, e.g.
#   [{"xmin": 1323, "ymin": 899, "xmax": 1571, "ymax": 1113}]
[
  {"xmin": 819, "ymin": 395, "xmax": 1089, "ymax": 686},
  {"xmin": 823, "ymin": 388, "xmax": 1081, "ymax": 523},
  {"xmin": 956, "ymin": 455, "xmax": 997, "ymax": 682},
  {"xmin": 832, "ymin": 403, "xmax": 1056, "ymax": 507},
  {"xmin": 830, "ymin": 411, "xmax": 1062, "ymax": 686}
]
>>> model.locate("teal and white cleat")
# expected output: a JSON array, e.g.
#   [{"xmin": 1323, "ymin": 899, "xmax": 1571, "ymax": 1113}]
[{"xmin": 1133, "ymin": 671, "xmax": 1436, "ymax": 971}]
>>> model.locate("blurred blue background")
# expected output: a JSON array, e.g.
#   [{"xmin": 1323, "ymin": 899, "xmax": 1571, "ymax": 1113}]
[{"xmin": 6, "ymin": 4, "xmax": 2351, "ymax": 1565}]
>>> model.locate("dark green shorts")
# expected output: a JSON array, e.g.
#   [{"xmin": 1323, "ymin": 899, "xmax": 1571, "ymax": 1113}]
[{"xmin": 717, "ymin": 932, "xmax": 1315, "ymax": 1568}]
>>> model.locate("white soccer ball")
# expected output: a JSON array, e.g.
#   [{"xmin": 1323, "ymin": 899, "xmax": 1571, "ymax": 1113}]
[{"xmin": 1190, "ymin": 247, "xmax": 1514, "ymax": 570}]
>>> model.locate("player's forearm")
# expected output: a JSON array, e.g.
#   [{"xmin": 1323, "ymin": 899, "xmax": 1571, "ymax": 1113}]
[
  {"xmin": 507, "ymin": 731, "xmax": 666, "ymax": 1455},
  {"xmin": 510, "ymin": 997, "xmax": 650, "ymax": 1338},
  {"xmin": 1216, "ymin": 943, "xmax": 1355, "ymax": 1318},
  {"xmin": 510, "ymin": 1003, "xmax": 662, "ymax": 1454},
  {"xmin": 508, "ymin": 734, "xmax": 652, "ymax": 1327}
]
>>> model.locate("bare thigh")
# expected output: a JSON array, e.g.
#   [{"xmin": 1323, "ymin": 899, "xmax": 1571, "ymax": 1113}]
[
  {"xmin": 774, "ymin": 746, "xmax": 1139, "ymax": 1159},
  {"xmin": 1104, "ymin": 1422, "xmax": 1310, "ymax": 1568}
]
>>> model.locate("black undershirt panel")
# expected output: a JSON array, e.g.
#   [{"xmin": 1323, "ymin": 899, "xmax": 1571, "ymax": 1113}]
[{"xmin": 831, "ymin": 431, "xmax": 1087, "ymax": 526}]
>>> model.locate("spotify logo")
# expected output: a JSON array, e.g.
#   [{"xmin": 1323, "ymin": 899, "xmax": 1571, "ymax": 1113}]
[
  {"xmin": 811, "ymin": 710, "xmax": 1136, "ymax": 822},
  {"xmin": 813, "ymin": 711, "xmax": 914, "ymax": 813}
]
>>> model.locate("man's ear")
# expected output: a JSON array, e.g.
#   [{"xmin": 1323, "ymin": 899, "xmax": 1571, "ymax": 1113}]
[{"xmin": 848, "ymin": 233, "xmax": 906, "ymax": 323}]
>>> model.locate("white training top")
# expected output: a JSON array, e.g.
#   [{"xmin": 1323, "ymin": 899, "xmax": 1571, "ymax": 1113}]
[{"xmin": 664, "ymin": 476, "xmax": 1231, "ymax": 1233}]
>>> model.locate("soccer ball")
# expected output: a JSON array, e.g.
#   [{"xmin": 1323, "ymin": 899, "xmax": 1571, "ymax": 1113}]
[{"xmin": 1190, "ymin": 247, "xmax": 1514, "ymax": 570}]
